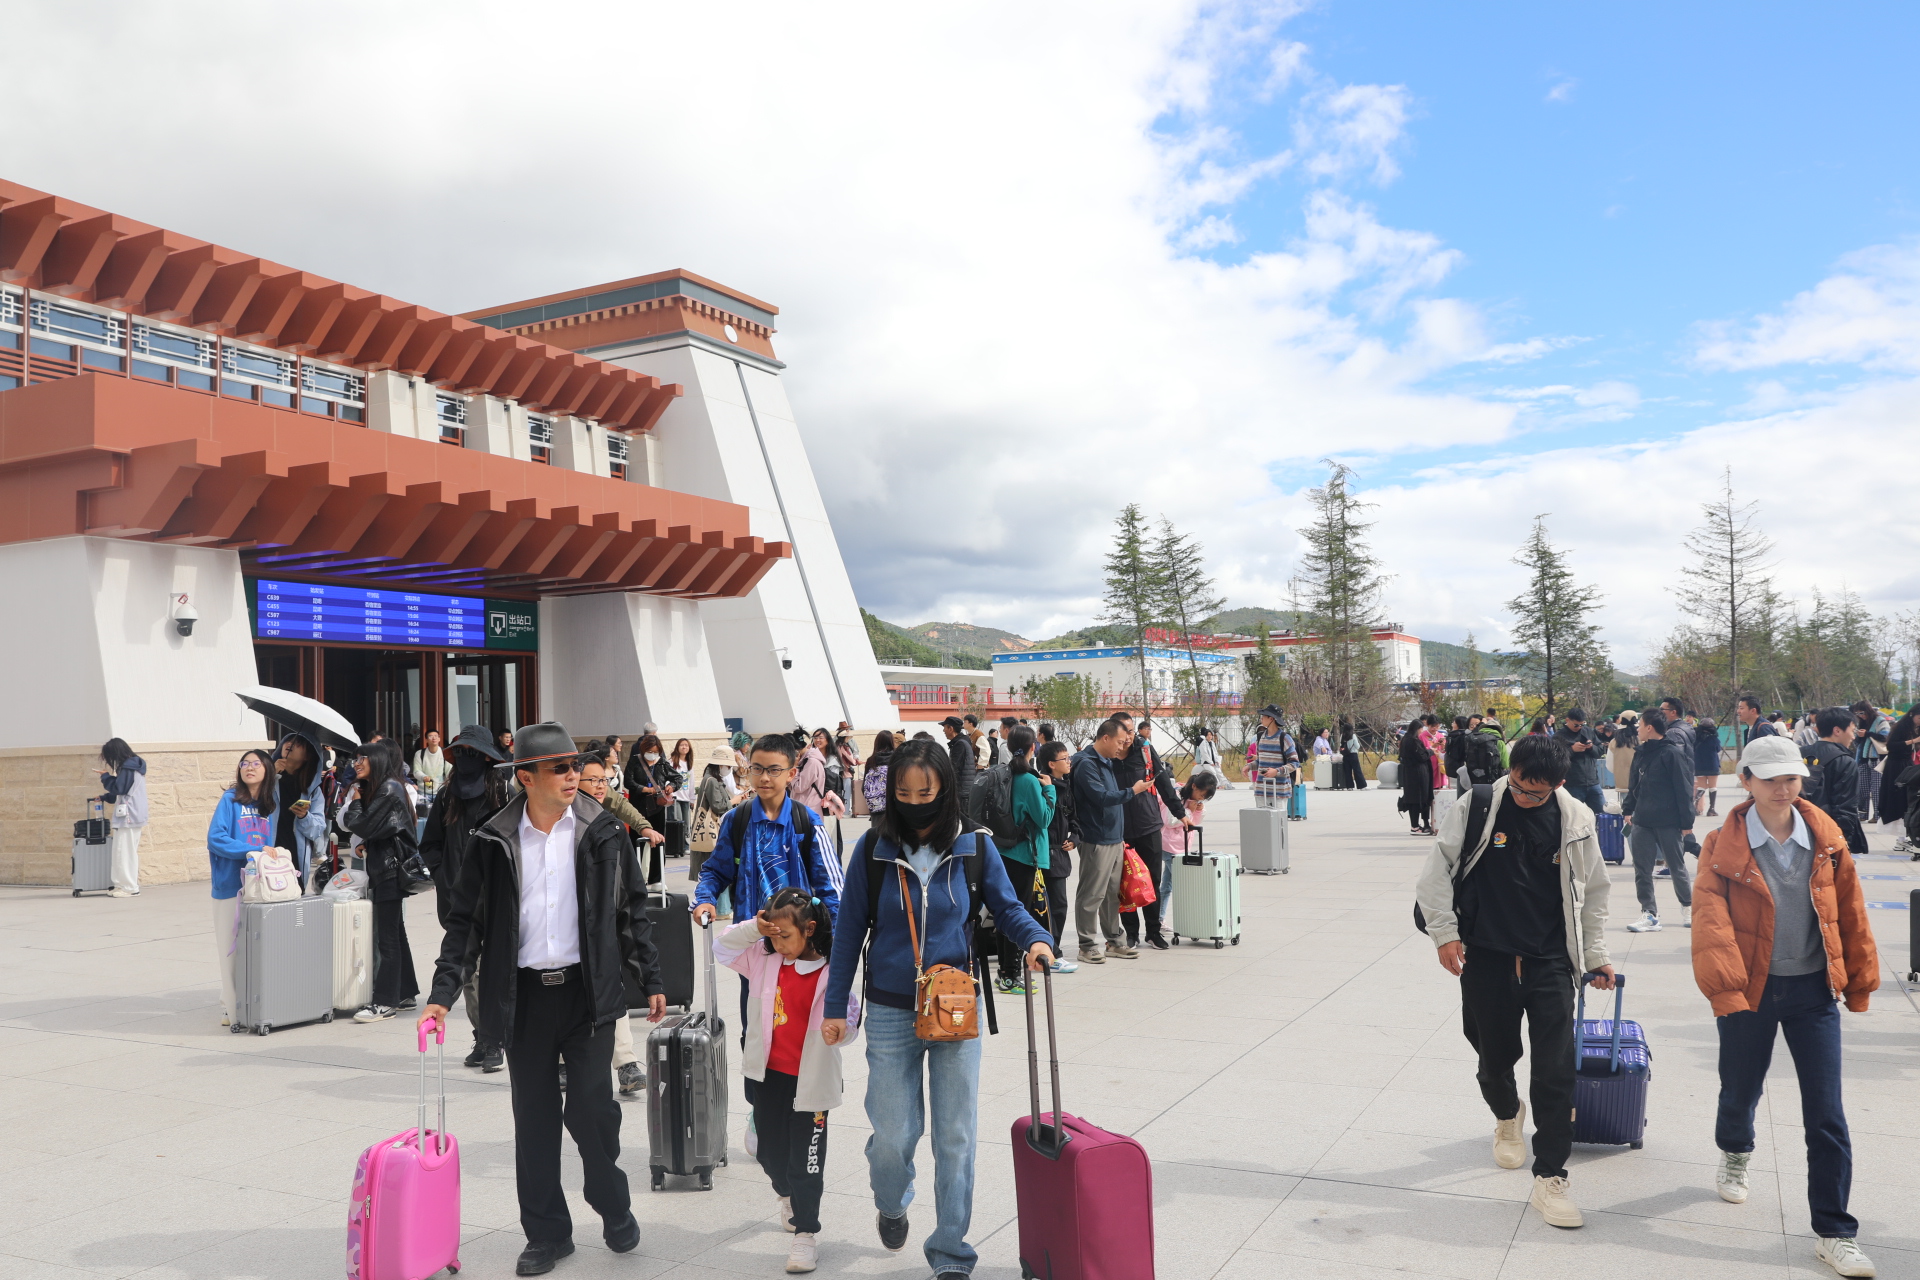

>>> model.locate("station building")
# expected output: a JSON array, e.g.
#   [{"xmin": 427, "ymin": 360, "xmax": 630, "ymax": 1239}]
[{"xmin": 0, "ymin": 179, "xmax": 894, "ymax": 886}]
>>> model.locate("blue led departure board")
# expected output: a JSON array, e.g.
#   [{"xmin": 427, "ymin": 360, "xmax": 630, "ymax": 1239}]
[{"xmin": 253, "ymin": 580, "xmax": 488, "ymax": 647}]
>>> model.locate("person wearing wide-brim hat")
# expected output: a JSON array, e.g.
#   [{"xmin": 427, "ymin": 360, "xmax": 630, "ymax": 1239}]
[
  {"xmin": 422, "ymin": 722, "xmax": 666, "ymax": 1276},
  {"xmin": 421, "ymin": 722, "xmax": 515, "ymax": 1072},
  {"xmin": 688, "ymin": 742, "xmax": 741, "ymax": 889},
  {"xmin": 1251, "ymin": 704, "xmax": 1298, "ymax": 808}
]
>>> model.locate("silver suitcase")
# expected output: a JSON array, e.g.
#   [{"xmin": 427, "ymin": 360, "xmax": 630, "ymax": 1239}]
[
  {"xmin": 1240, "ymin": 803, "xmax": 1290, "ymax": 875},
  {"xmin": 646, "ymin": 920, "xmax": 728, "ymax": 1190},
  {"xmin": 72, "ymin": 800, "xmax": 113, "ymax": 895},
  {"xmin": 233, "ymin": 899, "xmax": 335, "ymax": 1035}
]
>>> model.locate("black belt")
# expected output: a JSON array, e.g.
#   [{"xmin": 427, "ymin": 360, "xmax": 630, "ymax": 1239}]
[{"xmin": 520, "ymin": 964, "xmax": 581, "ymax": 986}]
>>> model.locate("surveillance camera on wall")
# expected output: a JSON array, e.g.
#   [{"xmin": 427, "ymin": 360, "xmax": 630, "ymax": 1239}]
[
  {"xmin": 773, "ymin": 646, "xmax": 792, "ymax": 670},
  {"xmin": 171, "ymin": 594, "xmax": 198, "ymax": 637}
]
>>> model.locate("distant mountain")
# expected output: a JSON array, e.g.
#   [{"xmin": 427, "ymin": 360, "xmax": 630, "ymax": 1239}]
[
  {"xmin": 862, "ymin": 610, "xmax": 948, "ymax": 668},
  {"xmin": 1027, "ymin": 624, "xmax": 1135, "ymax": 650},
  {"xmin": 1199, "ymin": 607, "xmax": 1304, "ymax": 635}
]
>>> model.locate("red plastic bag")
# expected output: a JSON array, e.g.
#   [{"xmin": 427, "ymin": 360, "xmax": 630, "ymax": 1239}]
[{"xmin": 1117, "ymin": 845, "xmax": 1157, "ymax": 913}]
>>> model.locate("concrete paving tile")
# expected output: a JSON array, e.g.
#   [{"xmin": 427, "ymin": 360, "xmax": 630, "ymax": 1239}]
[
  {"xmin": 1131, "ymin": 1111, "xmax": 1350, "ymax": 1176},
  {"xmin": 7, "ymin": 1174, "xmax": 322, "ymax": 1273},
  {"xmin": 0, "ymin": 1254, "xmax": 117, "ymax": 1280},
  {"xmin": 1215, "ymin": 1243, "xmax": 1473, "ymax": 1279},
  {"xmin": 1159, "ymin": 1076, "xmax": 1380, "ymax": 1127},
  {"xmin": 1498, "ymin": 1208, "xmax": 1789, "ymax": 1278},
  {"xmin": 1243, "ymin": 1177, "xmax": 1525, "ymax": 1279}
]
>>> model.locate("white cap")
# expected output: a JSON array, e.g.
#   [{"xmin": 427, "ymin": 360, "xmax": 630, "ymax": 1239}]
[{"xmin": 1740, "ymin": 734, "xmax": 1808, "ymax": 780}]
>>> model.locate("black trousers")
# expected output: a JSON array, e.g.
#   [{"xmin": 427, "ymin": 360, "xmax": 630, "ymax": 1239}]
[
  {"xmin": 370, "ymin": 898, "xmax": 418, "ymax": 1007},
  {"xmin": 1122, "ymin": 830, "xmax": 1165, "ymax": 944},
  {"xmin": 1460, "ymin": 946, "xmax": 1576, "ymax": 1178},
  {"xmin": 995, "ymin": 853, "xmax": 1049, "ymax": 980},
  {"xmin": 753, "ymin": 1069, "xmax": 828, "ymax": 1234},
  {"xmin": 1044, "ymin": 873, "xmax": 1069, "ymax": 947},
  {"xmin": 1343, "ymin": 750, "xmax": 1367, "ymax": 789},
  {"xmin": 1406, "ymin": 788, "xmax": 1433, "ymax": 830},
  {"xmin": 508, "ymin": 968, "xmax": 629, "ymax": 1245}
]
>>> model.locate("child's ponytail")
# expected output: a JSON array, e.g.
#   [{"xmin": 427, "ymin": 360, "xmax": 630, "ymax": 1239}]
[{"xmin": 762, "ymin": 885, "xmax": 833, "ymax": 959}]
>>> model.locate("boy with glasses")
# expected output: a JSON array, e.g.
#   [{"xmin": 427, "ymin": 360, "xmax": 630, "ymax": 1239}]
[{"xmin": 1415, "ymin": 734, "xmax": 1615, "ymax": 1230}]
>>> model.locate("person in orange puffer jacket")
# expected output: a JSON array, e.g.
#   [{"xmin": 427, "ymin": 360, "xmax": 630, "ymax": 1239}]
[{"xmin": 1690, "ymin": 734, "xmax": 1879, "ymax": 1279}]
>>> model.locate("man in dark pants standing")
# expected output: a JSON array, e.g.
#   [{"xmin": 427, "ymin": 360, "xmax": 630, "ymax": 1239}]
[
  {"xmin": 1111, "ymin": 714, "xmax": 1187, "ymax": 951},
  {"xmin": 1622, "ymin": 708, "xmax": 1696, "ymax": 932},
  {"xmin": 420, "ymin": 723, "xmax": 510, "ymax": 1072},
  {"xmin": 1415, "ymin": 735, "xmax": 1615, "ymax": 1230},
  {"xmin": 941, "ymin": 715, "xmax": 975, "ymax": 816},
  {"xmin": 421, "ymin": 723, "xmax": 668, "ymax": 1277},
  {"xmin": 1554, "ymin": 708, "xmax": 1605, "ymax": 814}
]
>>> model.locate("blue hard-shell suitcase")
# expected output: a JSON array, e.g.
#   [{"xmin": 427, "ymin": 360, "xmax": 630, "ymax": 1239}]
[
  {"xmin": 1595, "ymin": 812, "xmax": 1626, "ymax": 864},
  {"xmin": 1288, "ymin": 782, "xmax": 1307, "ymax": 820},
  {"xmin": 1571, "ymin": 973, "xmax": 1649, "ymax": 1148}
]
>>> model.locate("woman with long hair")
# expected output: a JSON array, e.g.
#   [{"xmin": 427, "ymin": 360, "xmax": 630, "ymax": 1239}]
[
  {"xmin": 821, "ymin": 738, "xmax": 1054, "ymax": 1276},
  {"xmin": 271, "ymin": 731, "xmax": 329, "ymax": 889},
  {"xmin": 992, "ymin": 725, "xmax": 1057, "ymax": 993},
  {"xmin": 792, "ymin": 727, "xmax": 844, "ymax": 817},
  {"xmin": 97, "ymin": 737, "xmax": 149, "ymax": 896},
  {"xmin": 1035, "ymin": 739, "xmax": 1077, "ymax": 964},
  {"xmin": 1418, "ymin": 714, "xmax": 1447, "ymax": 791},
  {"xmin": 341, "ymin": 739, "xmax": 422, "ymax": 1022},
  {"xmin": 665, "ymin": 737, "xmax": 696, "ymax": 866},
  {"xmin": 862, "ymin": 729, "xmax": 897, "ymax": 815},
  {"xmin": 205, "ymin": 750, "xmax": 276, "ymax": 1026},
  {"xmin": 1398, "ymin": 722, "xmax": 1436, "ymax": 836},
  {"xmin": 626, "ymin": 733, "xmax": 676, "ymax": 832}
]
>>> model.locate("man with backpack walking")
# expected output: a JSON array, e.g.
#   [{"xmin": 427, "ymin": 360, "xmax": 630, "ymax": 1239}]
[
  {"xmin": 1802, "ymin": 708, "xmax": 1867, "ymax": 854},
  {"xmin": 1462, "ymin": 720, "xmax": 1504, "ymax": 792},
  {"xmin": 1622, "ymin": 707, "xmax": 1697, "ymax": 932},
  {"xmin": 1414, "ymin": 734, "xmax": 1615, "ymax": 1231}
]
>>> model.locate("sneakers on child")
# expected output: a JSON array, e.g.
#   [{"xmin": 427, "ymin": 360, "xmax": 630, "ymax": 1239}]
[
  {"xmin": 995, "ymin": 975, "xmax": 1028, "ymax": 995},
  {"xmin": 1529, "ymin": 1175, "xmax": 1583, "ymax": 1228},
  {"xmin": 1050, "ymin": 958, "xmax": 1079, "ymax": 974},
  {"xmin": 353, "ymin": 1004, "xmax": 397, "ymax": 1023},
  {"xmin": 785, "ymin": 1232, "xmax": 818, "ymax": 1273},
  {"xmin": 1715, "ymin": 1150, "xmax": 1751, "ymax": 1203},
  {"xmin": 876, "ymin": 1211, "xmax": 909, "ymax": 1251},
  {"xmin": 1627, "ymin": 914, "xmax": 1663, "ymax": 933},
  {"xmin": 1814, "ymin": 1236, "xmax": 1876, "ymax": 1278},
  {"xmin": 778, "ymin": 1194, "xmax": 795, "ymax": 1232},
  {"xmin": 1492, "ymin": 1102, "xmax": 1527, "ymax": 1169}
]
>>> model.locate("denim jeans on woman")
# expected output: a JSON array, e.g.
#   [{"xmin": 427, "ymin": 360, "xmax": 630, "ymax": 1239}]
[{"xmin": 863, "ymin": 1004, "xmax": 982, "ymax": 1275}]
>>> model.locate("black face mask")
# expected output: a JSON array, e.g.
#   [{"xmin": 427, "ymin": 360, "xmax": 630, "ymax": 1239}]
[
  {"xmin": 891, "ymin": 797, "xmax": 942, "ymax": 834},
  {"xmin": 451, "ymin": 752, "xmax": 488, "ymax": 800}
]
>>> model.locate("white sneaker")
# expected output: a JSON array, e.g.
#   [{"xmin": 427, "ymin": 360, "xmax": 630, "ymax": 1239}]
[
  {"xmin": 745, "ymin": 1111, "xmax": 758, "ymax": 1158},
  {"xmin": 352, "ymin": 1004, "xmax": 397, "ymax": 1023},
  {"xmin": 108, "ymin": 888, "xmax": 134, "ymax": 898},
  {"xmin": 1493, "ymin": 1102, "xmax": 1527, "ymax": 1169},
  {"xmin": 1815, "ymin": 1237, "xmax": 1876, "ymax": 1278},
  {"xmin": 785, "ymin": 1232, "xmax": 818, "ymax": 1273},
  {"xmin": 779, "ymin": 1194, "xmax": 795, "ymax": 1232},
  {"xmin": 1627, "ymin": 914, "xmax": 1663, "ymax": 933},
  {"xmin": 1530, "ymin": 1175, "xmax": 1583, "ymax": 1228},
  {"xmin": 1681, "ymin": 905, "xmax": 1693, "ymax": 928},
  {"xmin": 1715, "ymin": 1150, "xmax": 1750, "ymax": 1203}
]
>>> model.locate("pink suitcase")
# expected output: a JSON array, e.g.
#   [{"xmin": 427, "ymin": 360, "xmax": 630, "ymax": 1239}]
[
  {"xmin": 1009, "ymin": 966, "xmax": 1154, "ymax": 1280},
  {"xmin": 347, "ymin": 1020, "xmax": 462, "ymax": 1279}
]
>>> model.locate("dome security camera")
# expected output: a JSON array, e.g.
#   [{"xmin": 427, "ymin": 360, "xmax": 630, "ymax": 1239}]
[{"xmin": 172, "ymin": 594, "xmax": 198, "ymax": 637}]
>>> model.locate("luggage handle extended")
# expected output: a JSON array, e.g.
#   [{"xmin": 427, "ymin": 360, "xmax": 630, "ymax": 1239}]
[
  {"xmin": 701, "ymin": 917, "xmax": 718, "ymax": 1026},
  {"xmin": 415, "ymin": 1018, "xmax": 451, "ymax": 1165},
  {"xmin": 1021, "ymin": 962, "xmax": 1070, "ymax": 1160},
  {"xmin": 1182, "ymin": 823, "xmax": 1204, "ymax": 867},
  {"xmin": 1575, "ymin": 972, "xmax": 1626, "ymax": 1074}
]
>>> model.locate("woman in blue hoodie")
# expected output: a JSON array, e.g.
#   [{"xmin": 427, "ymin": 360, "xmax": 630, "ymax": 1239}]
[
  {"xmin": 206, "ymin": 750, "xmax": 276, "ymax": 1026},
  {"xmin": 822, "ymin": 737, "xmax": 1054, "ymax": 1278}
]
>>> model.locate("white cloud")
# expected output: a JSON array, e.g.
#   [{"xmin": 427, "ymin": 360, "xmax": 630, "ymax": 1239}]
[
  {"xmin": 1546, "ymin": 78, "xmax": 1577, "ymax": 104},
  {"xmin": 1296, "ymin": 83, "xmax": 1415, "ymax": 185},
  {"xmin": 1695, "ymin": 240, "xmax": 1920, "ymax": 371}
]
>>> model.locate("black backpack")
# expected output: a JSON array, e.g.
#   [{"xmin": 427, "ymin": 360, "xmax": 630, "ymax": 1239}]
[
  {"xmin": 972, "ymin": 764, "xmax": 1018, "ymax": 847},
  {"xmin": 1414, "ymin": 783, "xmax": 1493, "ymax": 935},
  {"xmin": 1465, "ymin": 733, "xmax": 1502, "ymax": 784}
]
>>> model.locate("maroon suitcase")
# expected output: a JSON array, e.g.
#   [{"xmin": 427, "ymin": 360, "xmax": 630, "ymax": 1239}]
[{"xmin": 1009, "ymin": 966, "xmax": 1155, "ymax": 1280}]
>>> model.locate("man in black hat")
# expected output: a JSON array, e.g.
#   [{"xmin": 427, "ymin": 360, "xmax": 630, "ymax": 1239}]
[
  {"xmin": 421, "ymin": 722, "xmax": 511, "ymax": 1072},
  {"xmin": 421, "ymin": 722, "xmax": 667, "ymax": 1276}
]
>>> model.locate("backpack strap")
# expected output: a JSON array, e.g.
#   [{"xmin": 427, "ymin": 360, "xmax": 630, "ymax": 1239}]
[
  {"xmin": 1459, "ymin": 783, "xmax": 1494, "ymax": 882},
  {"xmin": 967, "ymin": 831, "xmax": 997, "ymax": 1035}
]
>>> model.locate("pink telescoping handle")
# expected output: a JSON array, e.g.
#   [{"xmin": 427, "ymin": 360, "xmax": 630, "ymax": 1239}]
[{"xmin": 417, "ymin": 1015, "xmax": 450, "ymax": 1163}]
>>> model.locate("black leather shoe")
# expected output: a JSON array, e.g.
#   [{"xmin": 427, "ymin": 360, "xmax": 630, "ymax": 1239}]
[
  {"xmin": 877, "ymin": 1211, "xmax": 910, "ymax": 1252},
  {"xmin": 604, "ymin": 1210, "xmax": 640, "ymax": 1253},
  {"xmin": 515, "ymin": 1240, "xmax": 574, "ymax": 1275}
]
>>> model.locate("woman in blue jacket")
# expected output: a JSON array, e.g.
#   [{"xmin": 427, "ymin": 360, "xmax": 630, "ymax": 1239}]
[
  {"xmin": 206, "ymin": 750, "xmax": 276, "ymax": 1026},
  {"xmin": 822, "ymin": 738, "xmax": 1054, "ymax": 1278}
]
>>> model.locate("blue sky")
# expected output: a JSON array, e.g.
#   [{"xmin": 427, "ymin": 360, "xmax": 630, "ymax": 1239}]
[{"xmin": 1194, "ymin": 1, "xmax": 1920, "ymax": 484}]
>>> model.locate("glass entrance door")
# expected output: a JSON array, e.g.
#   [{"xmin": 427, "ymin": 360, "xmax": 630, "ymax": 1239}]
[{"xmin": 445, "ymin": 655, "xmax": 528, "ymax": 744}]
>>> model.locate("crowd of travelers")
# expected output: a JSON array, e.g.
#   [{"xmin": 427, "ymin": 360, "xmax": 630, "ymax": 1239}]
[{"xmin": 56, "ymin": 681, "xmax": 1892, "ymax": 1279}]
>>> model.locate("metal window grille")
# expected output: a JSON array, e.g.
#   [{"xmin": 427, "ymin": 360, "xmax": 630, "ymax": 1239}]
[
  {"xmin": 299, "ymin": 363, "xmax": 364, "ymax": 403},
  {"xmin": 528, "ymin": 414, "xmax": 553, "ymax": 464},
  {"xmin": 436, "ymin": 394, "xmax": 467, "ymax": 445},
  {"xmin": 132, "ymin": 324, "xmax": 215, "ymax": 369},
  {"xmin": 221, "ymin": 345, "xmax": 295, "ymax": 388},
  {"xmin": 0, "ymin": 289, "xmax": 20, "ymax": 327},
  {"xmin": 31, "ymin": 298, "xmax": 124, "ymax": 349},
  {"xmin": 606, "ymin": 430, "xmax": 629, "ymax": 479}
]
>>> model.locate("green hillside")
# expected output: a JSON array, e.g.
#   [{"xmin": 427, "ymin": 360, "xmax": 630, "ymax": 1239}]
[
  {"xmin": 1027, "ymin": 624, "xmax": 1134, "ymax": 650},
  {"xmin": 1199, "ymin": 606, "xmax": 1304, "ymax": 635},
  {"xmin": 862, "ymin": 610, "xmax": 949, "ymax": 667}
]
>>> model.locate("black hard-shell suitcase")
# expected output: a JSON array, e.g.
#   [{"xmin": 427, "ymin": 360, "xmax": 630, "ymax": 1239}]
[
  {"xmin": 639, "ymin": 891, "xmax": 696, "ymax": 1010},
  {"xmin": 646, "ymin": 919, "xmax": 728, "ymax": 1189}
]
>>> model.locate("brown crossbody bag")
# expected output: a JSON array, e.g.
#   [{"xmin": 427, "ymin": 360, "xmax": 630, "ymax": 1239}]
[{"xmin": 899, "ymin": 865, "xmax": 981, "ymax": 1041}]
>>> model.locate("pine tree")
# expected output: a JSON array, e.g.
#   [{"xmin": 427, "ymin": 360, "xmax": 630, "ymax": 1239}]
[
  {"xmin": 1153, "ymin": 517, "xmax": 1227, "ymax": 729},
  {"xmin": 1100, "ymin": 503, "xmax": 1165, "ymax": 712},
  {"xmin": 1677, "ymin": 467, "xmax": 1775, "ymax": 709},
  {"xmin": 1293, "ymin": 461, "xmax": 1395, "ymax": 728},
  {"xmin": 1505, "ymin": 515, "xmax": 1607, "ymax": 715}
]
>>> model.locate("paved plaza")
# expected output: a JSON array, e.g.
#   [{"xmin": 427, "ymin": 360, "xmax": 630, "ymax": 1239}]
[{"xmin": 2, "ymin": 782, "xmax": 1917, "ymax": 1279}]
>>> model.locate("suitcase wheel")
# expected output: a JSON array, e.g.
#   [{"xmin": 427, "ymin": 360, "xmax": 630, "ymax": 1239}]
[
  {"xmin": 1170, "ymin": 934, "xmax": 1180, "ymax": 945},
  {"xmin": 256, "ymin": 1025, "xmax": 271, "ymax": 1036},
  {"xmin": 651, "ymin": 1170, "xmax": 665, "ymax": 1191},
  {"xmin": 230, "ymin": 1023, "xmax": 244, "ymax": 1034},
  {"xmin": 1213, "ymin": 939, "xmax": 1224, "ymax": 949},
  {"xmin": 698, "ymin": 1169, "xmax": 713, "ymax": 1190},
  {"xmin": 1231, "ymin": 935, "xmax": 1240, "ymax": 945},
  {"xmin": 1630, "ymin": 1140, "xmax": 1643, "ymax": 1149},
  {"xmin": 1281, "ymin": 867, "xmax": 1290, "ymax": 874},
  {"xmin": 72, "ymin": 890, "xmax": 80, "ymax": 897},
  {"xmin": 448, "ymin": 1266, "xmax": 460, "ymax": 1275},
  {"xmin": 322, "ymin": 1011, "xmax": 334, "ymax": 1023}
]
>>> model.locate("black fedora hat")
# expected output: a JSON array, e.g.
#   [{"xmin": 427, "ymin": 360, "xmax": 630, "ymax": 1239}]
[{"xmin": 502, "ymin": 721, "xmax": 579, "ymax": 769}]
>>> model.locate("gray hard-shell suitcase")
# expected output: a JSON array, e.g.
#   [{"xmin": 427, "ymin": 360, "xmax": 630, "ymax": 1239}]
[
  {"xmin": 646, "ymin": 919, "xmax": 728, "ymax": 1189},
  {"xmin": 1169, "ymin": 826, "xmax": 1241, "ymax": 949},
  {"xmin": 1240, "ymin": 799, "xmax": 1290, "ymax": 875},
  {"xmin": 72, "ymin": 800, "xmax": 112, "ymax": 895},
  {"xmin": 233, "ymin": 899, "xmax": 335, "ymax": 1036}
]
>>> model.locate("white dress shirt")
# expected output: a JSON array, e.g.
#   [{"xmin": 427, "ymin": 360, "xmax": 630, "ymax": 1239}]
[{"xmin": 517, "ymin": 805, "xmax": 582, "ymax": 970}]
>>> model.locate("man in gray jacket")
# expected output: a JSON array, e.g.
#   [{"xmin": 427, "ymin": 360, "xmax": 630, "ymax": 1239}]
[{"xmin": 1415, "ymin": 734, "xmax": 1615, "ymax": 1232}]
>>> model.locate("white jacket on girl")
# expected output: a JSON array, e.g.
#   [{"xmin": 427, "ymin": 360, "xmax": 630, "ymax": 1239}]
[{"xmin": 715, "ymin": 919, "xmax": 862, "ymax": 1112}]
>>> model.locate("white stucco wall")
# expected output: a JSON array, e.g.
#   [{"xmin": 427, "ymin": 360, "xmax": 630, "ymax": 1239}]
[
  {"xmin": 0, "ymin": 536, "xmax": 265, "ymax": 749},
  {"xmin": 541, "ymin": 592, "xmax": 727, "ymax": 739}
]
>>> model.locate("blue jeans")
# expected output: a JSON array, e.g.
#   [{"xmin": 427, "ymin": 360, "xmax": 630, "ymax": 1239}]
[
  {"xmin": 862, "ymin": 1003, "xmax": 982, "ymax": 1274},
  {"xmin": 1715, "ymin": 972, "xmax": 1855, "ymax": 1238},
  {"xmin": 1568, "ymin": 784, "xmax": 1607, "ymax": 814}
]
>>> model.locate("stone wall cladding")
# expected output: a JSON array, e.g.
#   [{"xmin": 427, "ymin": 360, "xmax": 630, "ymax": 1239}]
[{"xmin": 0, "ymin": 745, "xmax": 263, "ymax": 886}]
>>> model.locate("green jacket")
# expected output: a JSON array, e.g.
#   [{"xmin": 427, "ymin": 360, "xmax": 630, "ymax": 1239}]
[{"xmin": 1003, "ymin": 770, "xmax": 1058, "ymax": 871}]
